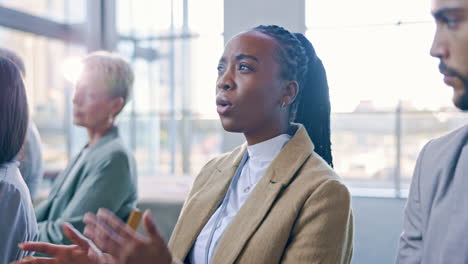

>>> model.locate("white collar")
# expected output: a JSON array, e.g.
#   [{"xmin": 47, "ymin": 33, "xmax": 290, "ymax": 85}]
[{"xmin": 247, "ymin": 134, "xmax": 291, "ymax": 163}]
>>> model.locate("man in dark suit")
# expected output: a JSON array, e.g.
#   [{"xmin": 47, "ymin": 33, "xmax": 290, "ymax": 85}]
[{"xmin": 396, "ymin": 0, "xmax": 468, "ymax": 263}]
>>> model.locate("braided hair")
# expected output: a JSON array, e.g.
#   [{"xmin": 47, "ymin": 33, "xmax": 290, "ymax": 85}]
[{"xmin": 252, "ymin": 25, "xmax": 333, "ymax": 167}]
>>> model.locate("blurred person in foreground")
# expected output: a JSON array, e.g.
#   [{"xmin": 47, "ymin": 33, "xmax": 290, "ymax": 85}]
[
  {"xmin": 0, "ymin": 48, "xmax": 44, "ymax": 200},
  {"xmin": 33, "ymin": 51, "xmax": 138, "ymax": 247},
  {"xmin": 14, "ymin": 25, "xmax": 352, "ymax": 264},
  {"xmin": 0, "ymin": 56, "xmax": 38, "ymax": 263},
  {"xmin": 396, "ymin": 0, "xmax": 468, "ymax": 263}
]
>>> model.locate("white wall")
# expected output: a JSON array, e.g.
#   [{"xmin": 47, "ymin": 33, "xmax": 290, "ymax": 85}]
[{"xmin": 223, "ymin": 0, "xmax": 306, "ymax": 43}]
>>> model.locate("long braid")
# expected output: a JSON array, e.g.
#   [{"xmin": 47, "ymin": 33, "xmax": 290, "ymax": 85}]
[{"xmin": 252, "ymin": 25, "xmax": 333, "ymax": 167}]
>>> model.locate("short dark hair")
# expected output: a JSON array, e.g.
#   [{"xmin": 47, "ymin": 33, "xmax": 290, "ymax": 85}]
[
  {"xmin": 0, "ymin": 57, "xmax": 29, "ymax": 164},
  {"xmin": 252, "ymin": 25, "xmax": 333, "ymax": 167}
]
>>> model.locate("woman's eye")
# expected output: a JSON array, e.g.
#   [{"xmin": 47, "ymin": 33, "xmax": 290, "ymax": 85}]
[
  {"xmin": 217, "ymin": 65, "xmax": 225, "ymax": 72},
  {"xmin": 239, "ymin": 64, "xmax": 252, "ymax": 71}
]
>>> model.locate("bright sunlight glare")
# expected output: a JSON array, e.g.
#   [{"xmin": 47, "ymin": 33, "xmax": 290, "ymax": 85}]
[{"xmin": 61, "ymin": 56, "xmax": 84, "ymax": 84}]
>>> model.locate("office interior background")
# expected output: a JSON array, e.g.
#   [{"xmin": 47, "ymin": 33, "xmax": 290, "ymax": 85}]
[{"xmin": 1, "ymin": 0, "xmax": 466, "ymax": 263}]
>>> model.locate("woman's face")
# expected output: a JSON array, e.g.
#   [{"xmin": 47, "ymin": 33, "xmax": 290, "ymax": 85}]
[
  {"xmin": 72, "ymin": 70, "xmax": 121, "ymax": 130},
  {"xmin": 216, "ymin": 31, "xmax": 286, "ymax": 135}
]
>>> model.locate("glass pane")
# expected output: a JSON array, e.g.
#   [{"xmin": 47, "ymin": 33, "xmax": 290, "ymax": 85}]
[
  {"xmin": 117, "ymin": 114, "xmax": 222, "ymax": 177},
  {"xmin": 400, "ymin": 111, "xmax": 468, "ymax": 190},
  {"xmin": 117, "ymin": 0, "xmax": 176, "ymax": 37},
  {"xmin": 332, "ymin": 112, "xmax": 396, "ymax": 190},
  {"xmin": 0, "ymin": 0, "xmax": 86, "ymax": 23},
  {"xmin": 307, "ymin": 23, "xmax": 448, "ymax": 113},
  {"xmin": 307, "ymin": 0, "xmax": 432, "ymax": 28},
  {"xmin": 306, "ymin": 0, "xmax": 463, "ymax": 195},
  {"xmin": 0, "ymin": 27, "xmax": 86, "ymax": 187},
  {"xmin": 117, "ymin": 0, "xmax": 224, "ymax": 179}
]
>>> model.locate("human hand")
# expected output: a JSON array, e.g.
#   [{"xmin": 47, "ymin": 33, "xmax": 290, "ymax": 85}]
[
  {"xmin": 83, "ymin": 208, "xmax": 172, "ymax": 264},
  {"xmin": 11, "ymin": 222, "xmax": 115, "ymax": 264}
]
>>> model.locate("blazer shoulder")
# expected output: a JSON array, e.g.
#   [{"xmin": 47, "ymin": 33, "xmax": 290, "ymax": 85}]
[
  {"xmin": 87, "ymin": 137, "xmax": 133, "ymax": 164},
  {"xmin": 299, "ymin": 151, "xmax": 342, "ymax": 185},
  {"xmin": 426, "ymin": 124, "xmax": 468, "ymax": 150},
  {"xmin": 415, "ymin": 124, "xmax": 468, "ymax": 168},
  {"xmin": 99, "ymin": 137, "xmax": 131, "ymax": 154}
]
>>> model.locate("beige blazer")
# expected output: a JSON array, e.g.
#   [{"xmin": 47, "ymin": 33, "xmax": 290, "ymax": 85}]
[{"xmin": 168, "ymin": 124, "xmax": 353, "ymax": 264}]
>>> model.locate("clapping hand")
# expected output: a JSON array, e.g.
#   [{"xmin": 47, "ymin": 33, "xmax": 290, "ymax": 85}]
[
  {"xmin": 11, "ymin": 222, "xmax": 115, "ymax": 264},
  {"xmin": 82, "ymin": 208, "xmax": 173, "ymax": 264}
]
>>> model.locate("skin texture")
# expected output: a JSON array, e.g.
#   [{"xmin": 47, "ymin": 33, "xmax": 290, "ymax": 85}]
[
  {"xmin": 12, "ymin": 210, "xmax": 170, "ymax": 264},
  {"xmin": 216, "ymin": 31, "xmax": 298, "ymax": 145},
  {"xmin": 13, "ymin": 30, "xmax": 300, "ymax": 264},
  {"xmin": 12, "ymin": 223, "xmax": 113, "ymax": 264},
  {"xmin": 430, "ymin": 0, "xmax": 468, "ymax": 109},
  {"xmin": 72, "ymin": 69, "xmax": 124, "ymax": 146}
]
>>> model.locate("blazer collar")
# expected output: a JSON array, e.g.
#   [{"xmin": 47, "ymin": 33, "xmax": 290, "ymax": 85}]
[
  {"xmin": 210, "ymin": 123, "xmax": 314, "ymax": 263},
  {"xmin": 169, "ymin": 145, "xmax": 246, "ymax": 260},
  {"xmin": 48, "ymin": 126, "xmax": 120, "ymax": 199},
  {"xmin": 170, "ymin": 123, "xmax": 315, "ymax": 263},
  {"xmin": 86, "ymin": 126, "xmax": 119, "ymax": 153},
  {"xmin": 269, "ymin": 123, "xmax": 314, "ymax": 184},
  {"xmin": 216, "ymin": 123, "xmax": 313, "ymax": 185}
]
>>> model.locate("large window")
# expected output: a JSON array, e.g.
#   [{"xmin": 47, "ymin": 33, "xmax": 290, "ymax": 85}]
[
  {"xmin": 0, "ymin": 0, "xmax": 86, "ymax": 23},
  {"xmin": 0, "ymin": 28, "xmax": 85, "ymax": 173},
  {"xmin": 306, "ymin": 0, "xmax": 468, "ymax": 196},
  {"xmin": 115, "ymin": 0, "xmax": 224, "ymax": 180},
  {"xmin": 0, "ymin": 0, "xmax": 224, "ymax": 199},
  {"xmin": 0, "ymin": 1, "xmax": 87, "ymax": 196}
]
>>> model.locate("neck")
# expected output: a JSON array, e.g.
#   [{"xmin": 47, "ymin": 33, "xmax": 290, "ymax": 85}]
[
  {"xmin": 244, "ymin": 121, "xmax": 290, "ymax": 146},
  {"xmin": 87, "ymin": 123, "xmax": 113, "ymax": 147}
]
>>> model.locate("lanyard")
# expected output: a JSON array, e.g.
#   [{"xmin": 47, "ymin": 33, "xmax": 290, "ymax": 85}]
[{"xmin": 204, "ymin": 151, "xmax": 249, "ymax": 264}]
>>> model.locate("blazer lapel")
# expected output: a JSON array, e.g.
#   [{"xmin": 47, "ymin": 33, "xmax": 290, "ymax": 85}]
[
  {"xmin": 48, "ymin": 126, "xmax": 119, "ymax": 200},
  {"xmin": 169, "ymin": 145, "xmax": 247, "ymax": 261},
  {"xmin": 48, "ymin": 153, "xmax": 83, "ymax": 200},
  {"xmin": 211, "ymin": 124, "xmax": 314, "ymax": 264}
]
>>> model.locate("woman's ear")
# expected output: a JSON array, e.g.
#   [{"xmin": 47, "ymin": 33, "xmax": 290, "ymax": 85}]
[
  {"xmin": 111, "ymin": 97, "xmax": 125, "ymax": 116},
  {"xmin": 281, "ymin": 80, "xmax": 299, "ymax": 107}
]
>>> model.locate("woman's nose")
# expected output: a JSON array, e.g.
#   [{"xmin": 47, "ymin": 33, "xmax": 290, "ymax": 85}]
[{"xmin": 216, "ymin": 71, "xmax": 234, "ymax": 90}]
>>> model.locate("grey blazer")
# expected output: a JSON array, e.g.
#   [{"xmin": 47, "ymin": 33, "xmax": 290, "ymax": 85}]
[{"xmin": 396, "ymin": 124, "xmax": 468, "ymax": 264}]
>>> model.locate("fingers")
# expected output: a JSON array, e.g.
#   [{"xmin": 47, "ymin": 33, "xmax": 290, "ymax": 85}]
[
  {"xmin": 62, "ymin": 223, "xmax": 90, "ymax": 251},
  {"xmin": 141, "ymin": 210, "xmax": 173, "ymax": 263},
  {"xmin": 142, "ymin": 210, "xmax": 164, "ymax": 243},
  {"xmin": 96, "ymin": 208, "xmax": 139, "ymax": 241},
  {"xmin": 11, "ymin": 256, "xmax": 57, "ymax": 264},
  {"xmin": 18, "ymin": 242, "xmax": 69, "ymax": 257},
  {"xmin": 63, "ymin": 222, "xmax": 104, "ymax": 258},
  {"xmin": 83, "ymin": 212, "xmax": 125, "ymax": 256}
]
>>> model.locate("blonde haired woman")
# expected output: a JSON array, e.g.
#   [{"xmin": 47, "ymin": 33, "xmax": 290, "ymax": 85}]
[{"xmin": 34, "ymin": 51, "xmax": 138, "ymax": 246}]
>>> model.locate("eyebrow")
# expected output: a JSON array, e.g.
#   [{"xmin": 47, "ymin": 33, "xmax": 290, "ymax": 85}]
[
  {"xmin": 218, "ymin": 53, "xmax": 259, "ymax": 64},
  {"xmin": 235, "ymin": 54, "xmax": 259, "ymax": 62},
  {"xmin": 433, "ymin": 7, "xmax": 465, "ymax": 19}
]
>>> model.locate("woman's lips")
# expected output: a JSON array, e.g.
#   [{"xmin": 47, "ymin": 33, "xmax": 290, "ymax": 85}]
[
  {"xmin": 216, "ymin": 97, "xmax": 233, "ymax": 115},
  {"xmin": 217, "ymin": 103, "xmax": 233, "ymax": 115}
]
